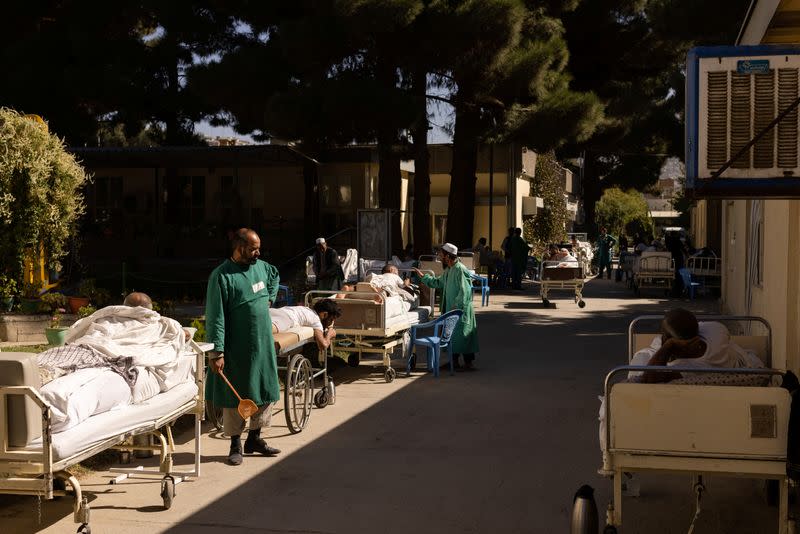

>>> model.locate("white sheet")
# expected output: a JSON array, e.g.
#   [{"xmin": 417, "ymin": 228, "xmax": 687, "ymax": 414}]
[
  {"xmin": 384, "ymin": 296, "xmax": 413, "ymax": 318},
  {"xmin": 41, "ymin": 368, "xmax": 132, "ymax": 433},
  {"xmin": 30, "ymin": 381, "xmax": 198, "ymax": 462},
  {"xmin": 386, "ymin": 307, "xmax": 430, "ymax": 328},
  {"xmin": 65, "ymin": 306, "xmax": 186, "ymax": 374},
  {"xmin": 43, "ymin": 352, "xmax": 196, "ymax": 433}
]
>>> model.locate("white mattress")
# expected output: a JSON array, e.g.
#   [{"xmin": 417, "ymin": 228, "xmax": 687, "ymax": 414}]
[
  {"xmin": 30, "ymin": 381, "xmax": 198, "ymax": 462},
  {"xmin": 385, "ymin": 307, "xmax": 430, "ymax": 329},
  {"xmin": 40, "ymin": 352, "xmax": 197, "ymax": 434}
]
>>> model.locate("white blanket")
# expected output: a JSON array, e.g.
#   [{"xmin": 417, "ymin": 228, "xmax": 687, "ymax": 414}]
[{"xmin": 66, "ymin": 306, "xmax": 186, "ymax": 377}]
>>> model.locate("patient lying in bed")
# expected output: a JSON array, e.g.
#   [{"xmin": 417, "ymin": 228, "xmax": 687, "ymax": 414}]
[{"xmin": 37, "ymin": 292, "xmax": 191, "ymax": 432}]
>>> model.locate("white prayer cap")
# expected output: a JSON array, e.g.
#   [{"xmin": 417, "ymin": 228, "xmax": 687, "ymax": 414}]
[
  {"xmin": 441, "ymin": 243, "xmax": 458, "ymax": 256},
  {"xmin": 316, "ymin": 237, "xmax": 326, "ymax": 245}
]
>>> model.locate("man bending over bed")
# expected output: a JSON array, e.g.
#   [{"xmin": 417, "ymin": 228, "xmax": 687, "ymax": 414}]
[{"xmin": 271, "ymin": 300, "xmax": 341, "ymax": 352}]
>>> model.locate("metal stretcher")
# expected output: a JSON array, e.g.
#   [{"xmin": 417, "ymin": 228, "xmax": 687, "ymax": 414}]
[
  {"xmin": 0, "ymin": 340, "xmax": 209, "ymax": 533},
  {"xmin": 688, "ymin": 255, "xmax": 722, "ymax": 293},
  {"xmin": 536, "ymin": 260, "xmax": 587, "ymax": 308},
  {"xmin": 632, "ymin": 252, "xmax": 674, "ymax": 296},
  {"xmin": 306, "ymin": 289, "xmax": 432, "ymax": 383},
  {"xmin": 600, "ymin": 315, "xmax": 793, "ymax": 533}
]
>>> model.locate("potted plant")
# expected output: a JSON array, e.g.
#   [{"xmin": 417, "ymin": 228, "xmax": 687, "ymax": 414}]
[
  {"xmin": 0, "ymin": 274, "xmax": 17, "ymax": 312},
  {"xmin": 20, "ymin": 281, "xmax": 43, "ymax": 314},
  {"xmin": 68, "ymin": 279, "xmax": 95, "ymax": 314},
  {"xmin": 41, "ymin": 292, "xmax": 69, "ymax": 346}
]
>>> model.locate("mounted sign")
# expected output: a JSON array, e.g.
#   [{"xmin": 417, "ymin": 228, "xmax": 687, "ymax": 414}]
[
  {"xmin": 357, "ymin": 209, "xmax": 392, "ymax": 261},
  {"xmin": 686, "ymin": 45, "xmax": 800, "ymax": 198}
]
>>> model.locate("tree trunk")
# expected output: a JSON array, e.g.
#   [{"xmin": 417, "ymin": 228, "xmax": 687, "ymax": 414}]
[
  {"xmin": 302, "ymin": 147, "xmax": 320, "ymax": 246},
  {"xmin": 582, "ymin": 150, "xmax": 600, "ymax": 237},
  {"xmin": 378, "ymin": 131, "xmax": 404, "ymax": 257},
  {"xmin": 412, "ymin": 68, "xmax": 431, "ymax": 257},
  {"xmin": 446, "ymin": 99, "xmax": 480, "ymax": 249},
  {"xmin": 376, "ymin": 60, "xmax": 404, "ymax": 257}
]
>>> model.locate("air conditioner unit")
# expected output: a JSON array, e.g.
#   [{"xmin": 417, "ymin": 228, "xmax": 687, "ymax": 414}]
[{"xmin": 686, "ymin": 45, "xmax": 800, "ymax": 198}]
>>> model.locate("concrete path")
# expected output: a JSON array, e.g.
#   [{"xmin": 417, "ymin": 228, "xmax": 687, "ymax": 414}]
[{"xmin": 0, "ymin": 278, "xmax": 783, "ymax": 533}]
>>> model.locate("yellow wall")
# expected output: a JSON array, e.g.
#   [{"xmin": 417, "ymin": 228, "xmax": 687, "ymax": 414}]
[
  {"xmin": 721, "ymin": 199, "xmax": 799, "ymax": 371},
  {"xmin": 473, "ymin": 205, "xmax": 509, "ymax": 251}
]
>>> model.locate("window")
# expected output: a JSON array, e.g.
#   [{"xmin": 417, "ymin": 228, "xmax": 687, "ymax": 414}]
[
  {"xmin": 321, "ymin": 175, "xmax": 352, "ymax": 208},
  {"xmin": 180, "ymin": 176, "xmax": 205, "ymax": 225}
]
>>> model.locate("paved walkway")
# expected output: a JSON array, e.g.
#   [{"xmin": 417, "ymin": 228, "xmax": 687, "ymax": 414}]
[{"xmin": 0, "ymin": 278, "xmax": 782, "ymax": 533}]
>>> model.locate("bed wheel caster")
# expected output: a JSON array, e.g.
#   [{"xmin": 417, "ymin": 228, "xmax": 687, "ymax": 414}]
[
  {"xmin": 160, "ymin": 476, "xmax": 175, "ymax": 510},
  {"xmin": 542, "ymin": 299, "xmax": 550, "ymax": 307},
  {"xmin": 578, "ymin": 300, "xmax": 586, "ymax": 308},
  {"xmin": 602, "ymin": 526, "xmax": 617, "ymax": 534},
  {"xmin": 384, "ymin": 368, "xmax": 396, "ymax": 383},
  {"xmin": 347, "ymin": 354, "xmax": 359, "ymax": 367},
  {"xmin": 314, "ymin": 389, "xmax": 329, "ymax": 408},
  {"xmin": 77, "ymin": 524, "xmax": 91, "ymax": 534}
]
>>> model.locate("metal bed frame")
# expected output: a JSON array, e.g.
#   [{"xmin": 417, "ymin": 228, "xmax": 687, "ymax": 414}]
[
  {"xmin": 600, "ymin": 315, "xmax": 793, "ymax": 533},
  {"xmin": 0, "ymin": 340, "xmax": 209, "ymax": 533},
  {"xmin": 536, "ymin": 260, "xmax": 587, "ymax": 308}
]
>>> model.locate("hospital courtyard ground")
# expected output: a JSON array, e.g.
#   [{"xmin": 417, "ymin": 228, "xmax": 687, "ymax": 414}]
[{"xmin": 0, "ymin": 277, "xmax": 785, "ymax": 534}]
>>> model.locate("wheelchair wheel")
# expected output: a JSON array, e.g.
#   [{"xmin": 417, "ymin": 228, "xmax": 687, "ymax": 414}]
[
  {"xmin": 284, "ymin": 354, "xmax": 313, "ymax": 434},
  {"xmin": 578, "ymin": 300, "xmax": 586, "ymax": 308}
]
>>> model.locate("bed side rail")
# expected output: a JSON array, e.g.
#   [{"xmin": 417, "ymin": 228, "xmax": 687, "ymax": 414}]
[{"xmin": 603, "ymin": 365, "xmax": 786, "ymax": 463}]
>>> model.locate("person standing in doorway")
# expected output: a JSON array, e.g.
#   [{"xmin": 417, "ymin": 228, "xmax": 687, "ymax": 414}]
[
  {"xmin": 205, "ymin": 228, "xmax": 282, "ymax": 466},
  {"xmin": 312, "ymin": 237, "xmax": 344, "ymax": 291},
  {"xmin": 414, "ymin": 243, "xmax": 479, "ymax": 371},
  {"xmin": 596, "ymin": 226, "xmax": 616, "ymax": 280}
]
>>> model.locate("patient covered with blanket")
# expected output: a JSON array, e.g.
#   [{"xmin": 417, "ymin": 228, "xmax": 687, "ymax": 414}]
[{"xmin": 37, "ymin": 292, "xmax": 190, "ymax": 432}]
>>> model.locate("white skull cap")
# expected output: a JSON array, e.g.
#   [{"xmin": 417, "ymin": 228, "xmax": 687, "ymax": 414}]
[
  {"xmin": 441, "ymin": 243, "xmax": 458, "ymax": 256},
  {"xmin": 315, "ymin": 237, "xmax": 326, "ymax": 245}
]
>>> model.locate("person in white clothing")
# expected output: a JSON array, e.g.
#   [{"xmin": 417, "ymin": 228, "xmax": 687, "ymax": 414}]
[
  {"xmin": 365, "ymin": 264, "xmax": 417, "ymax": 304},
  {"xmin": 629, "ymin": 308, "xmax": 762, "ymax": 383},
  {"xmin": 270, "ymin": 300, "xmax": 341, "ymax": 351}
]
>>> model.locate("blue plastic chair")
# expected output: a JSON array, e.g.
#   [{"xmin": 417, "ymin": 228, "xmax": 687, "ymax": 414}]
[
  {"xmin": 407, "ymin": 309, "xmax": 464, "ymax": 377},
  {"xmin": 273, "ymin": 284, "xmax": 295, "ymax": 308},
  {"xmin": 678, "ymin": 268, "xmax": 700, "ymax": 300},
  {"xmin": 471, "ymin": 273, "xmax": 490, "ymax": 306}
]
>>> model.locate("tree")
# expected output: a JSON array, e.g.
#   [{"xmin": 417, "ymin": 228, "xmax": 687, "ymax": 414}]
[
  {"xmin": 523, "ymin": 151, "xmax": 568, "ymax": 256},
  {"xmin": 594, "ymin": 187, "xmax": 653, "ymax": 239},
  {"xmin": 444, "ymin": 0, "xmax": 603, "ymax": 249},
  {"xmin": 0, "ymin": 110, "xmax": 90, "ymax": 284},
  {"xmin": 560, "ymin": 0, "xmax": 751, "ymax": 233}
]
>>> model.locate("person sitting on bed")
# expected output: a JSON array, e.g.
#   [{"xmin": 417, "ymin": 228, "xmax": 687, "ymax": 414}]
[
  {"xmin": 365, "ymin": 264, "xmax": 417, "ymax": 304},
  {"xmin": 270, "ymin": 300, "xmax": 341, "ymax": 352},
  {"xmin": 631, "ymin": 308, "xmax": 763, "ymax": 383}
]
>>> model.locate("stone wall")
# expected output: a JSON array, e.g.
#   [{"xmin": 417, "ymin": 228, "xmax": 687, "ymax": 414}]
[{"xmin": 0, "ymin": 314, "xmax": 78, "ymax": 343}]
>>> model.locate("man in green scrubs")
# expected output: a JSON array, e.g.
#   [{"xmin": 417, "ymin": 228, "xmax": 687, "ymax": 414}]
[
  {"xmin": 414, "ymin": 243, "xmax": 480, "ymax": 371},
  {"xmin": 206, "ymin": 228, "xmax": 281, "ymax": 465}
]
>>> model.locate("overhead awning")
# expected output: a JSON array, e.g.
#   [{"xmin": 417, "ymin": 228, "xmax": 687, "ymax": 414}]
[{"xmin": 739, "ymin": 0, "xmax": 800, "ymax": 45}]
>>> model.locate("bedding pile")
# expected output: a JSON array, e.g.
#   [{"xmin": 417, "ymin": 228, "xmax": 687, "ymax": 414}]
[{"xmin": 37, "ymin": 306, "xmax": 191, "ymax": 432}]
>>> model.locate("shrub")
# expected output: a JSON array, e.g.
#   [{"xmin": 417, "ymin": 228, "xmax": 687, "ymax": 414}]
[
  {"xmin": 190, "ymin": 318, "xmax": 206, "ymax": 342},
  {"xmin": 0, "ymin": 109, "xmax": 90, "ymax": 283}
]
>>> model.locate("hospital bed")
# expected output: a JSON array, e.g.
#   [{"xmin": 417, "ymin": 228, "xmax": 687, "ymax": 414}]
[
  {"xmin": 600, "ymin": 315, "xmax": 793, "ymax": 533},
  {"xmin": 536, "ymin": 260, "xmax": 587, "ymax": 308},
  {"xmin": 688, "ymin": 255, "xmax": 722, "ymax": 294},
  {"xmin": 0, "ymin": 339, "xmax": 209, "ymax": 533},
  {"xmin": 305, "ymin": 288, "xmax": 432, "ymax": 383},
  {"xmin": 632, "ymin": 252, "xmax": 674, "ymax": 296}
]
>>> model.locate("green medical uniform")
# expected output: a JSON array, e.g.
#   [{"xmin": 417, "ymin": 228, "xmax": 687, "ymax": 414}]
[
  {"xmin": 205, "ymin": 259, "xmax": 280, "ymax": 408},
  {"xmin": 421, "ymin": 260, "xmax": 479, "ymax": 354}
]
